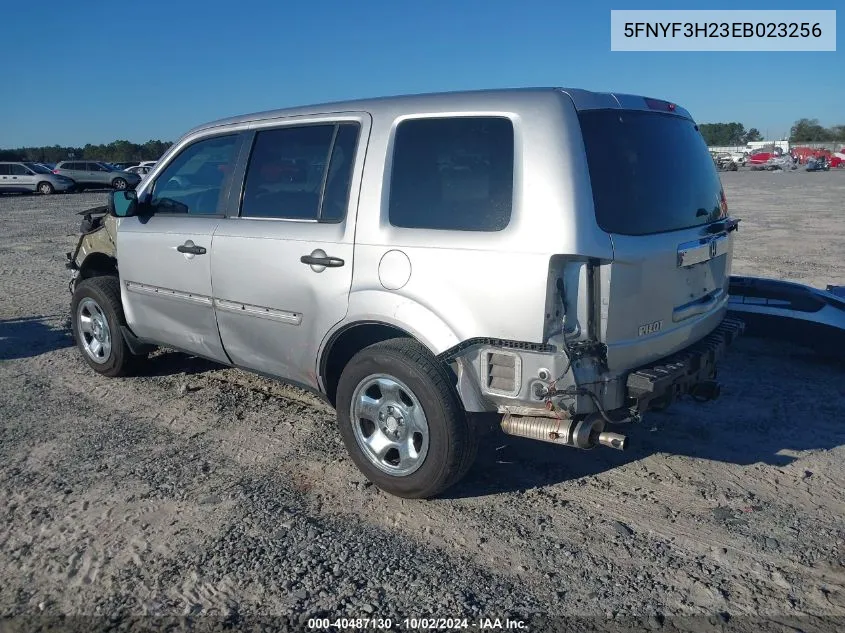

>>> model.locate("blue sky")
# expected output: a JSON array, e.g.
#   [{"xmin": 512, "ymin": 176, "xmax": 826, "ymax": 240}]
[{"xmin": 0, "ymin": 0, "xmax": 840, "ymax": 147}]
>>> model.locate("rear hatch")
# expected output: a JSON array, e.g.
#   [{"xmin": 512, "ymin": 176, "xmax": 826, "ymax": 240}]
[{"xmin": 579, "ymin": 104, "xmax": 734, "ymax": 371}]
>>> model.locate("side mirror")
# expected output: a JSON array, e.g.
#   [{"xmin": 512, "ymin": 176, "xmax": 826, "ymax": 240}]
[{"xmin": 109, "ymin": 189, "xmax": 138, "ymax": 217}]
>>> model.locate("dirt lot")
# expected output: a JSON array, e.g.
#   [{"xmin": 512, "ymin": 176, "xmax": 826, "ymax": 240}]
[{"xmin": 1, "ymin": 169, "xmax": 844, "ymax": 632}]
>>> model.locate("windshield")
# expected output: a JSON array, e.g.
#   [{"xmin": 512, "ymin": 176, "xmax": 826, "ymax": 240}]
[
  {"xmin": 578, "ymin": 110, "xmax": 724, "ymax": 236},
  {"xmin": 24, "ymin": 163, "xmax": 53, "ymax": 174}
]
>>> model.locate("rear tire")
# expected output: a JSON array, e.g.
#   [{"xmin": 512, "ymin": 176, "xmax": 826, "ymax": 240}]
[
  {"xmin": 112, "ymin": 177, "xmax": 127, "ymax": 190},
  {"xmin": 71, "ymin": 276, "xmax": 145, "ymax": 377},
  {"xmin": 335, "ymin": 338, "xmax": 477, "ymax": 499},
  {"xmin": 38, "ymin": 181, "xmax": 54, "ymax": 194}
]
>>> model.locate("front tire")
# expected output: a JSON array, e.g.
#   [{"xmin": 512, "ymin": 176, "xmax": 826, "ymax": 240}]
[
  {"xmin": 71, "ymin": 276, "xmax": 144, "ymax": 377},
  {"xmin": 112, "ymin": 177, "xmax": 127, "ymax": 190},
  {"xmin": 335, "ymin": 338, "xmax": 477, "ymax": 499},
  {"xmin": 38, "ymin": 181, "xmax": 54, "ymax": 194}
]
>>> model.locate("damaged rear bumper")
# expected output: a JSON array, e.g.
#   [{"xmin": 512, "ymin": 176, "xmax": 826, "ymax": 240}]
[
  {"xmin": 625, "ymin": 316, "xmax": 745, "ymax": 411},
  {"xmin": 727, "ymin": 276, "xmax": 845, "ymax": 359}
]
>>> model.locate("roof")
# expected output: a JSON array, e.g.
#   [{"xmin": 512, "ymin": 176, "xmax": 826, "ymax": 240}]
[{"xmin": 183, "ymin": 87, "xmax": 693, "ymax": 138}]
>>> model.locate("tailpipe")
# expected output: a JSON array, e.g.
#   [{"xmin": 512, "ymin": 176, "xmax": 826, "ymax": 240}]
[
  {"xmin": 501, "ymin": 413, "xmax": 628, "ymax": 451},
  {"xmin": 689, "ymin": 379, "xmax": 721, "ymax": 402},
  {"xmin": 597, "ymin": 431, "xmax": 627, "ymax": 451}
]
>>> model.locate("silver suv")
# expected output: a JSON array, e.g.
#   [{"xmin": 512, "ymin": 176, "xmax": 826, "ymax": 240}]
[
  {"xmin": 0, "ymin": 161, "xmax": 76, "ymax": 194},
  {"xmin": 54, "ymin": 161, "xmax": 142, "ymax": 191},
  {"xmin": 66, "ymin": 88, "xmax": 743, "ymax": 499}
]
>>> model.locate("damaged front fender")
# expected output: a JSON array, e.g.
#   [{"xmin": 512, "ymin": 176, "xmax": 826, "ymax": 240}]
[{"xmin": 66, "ymin": 206, "xmax": 118, "ymax": 291}]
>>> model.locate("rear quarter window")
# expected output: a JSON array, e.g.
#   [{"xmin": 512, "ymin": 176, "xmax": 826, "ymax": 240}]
[
  {"xmin": 579, "ymin": 110, "xmax": 724, "ymax": 236},
  {"xmin": 388, "ymin": 116, "xmax": 514, "ymax": 232}
]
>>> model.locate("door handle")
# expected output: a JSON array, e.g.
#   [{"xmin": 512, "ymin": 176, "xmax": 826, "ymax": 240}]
[
  {"xmin": 177, "ymin": 243, "xmax": 207, "ymax": 255},
  {"xmin": 300, "ymin": 254, "xmax": 344, "ymax": 267}
]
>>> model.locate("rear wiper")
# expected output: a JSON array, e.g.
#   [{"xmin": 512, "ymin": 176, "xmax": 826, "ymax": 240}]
[{"xmin": 706, "ymin": 217, "xmax": 741, "ymax": 234}]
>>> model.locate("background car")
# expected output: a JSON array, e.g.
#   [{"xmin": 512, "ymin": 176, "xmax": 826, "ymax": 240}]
[
  {"xmin": 53, "ymin": 161, "xmax": 141, "ymax": 191},
  {"xmin": 729, "ymin": 151, "xmax": 747, "ymax": 166},
  {"xmin": 0, "ymin": 161, "xmax": 76, "ymax": 194},
  {"xmin": 123, "ymin": 164, "xmax": 154, "ymax": 179},
  {"xmin": 712, "ymin": 152, "xmax": 738, "ymax": 171},
  {"xmin": 111, "ymin": 161, "xmax": 140, "ymax": 171}
]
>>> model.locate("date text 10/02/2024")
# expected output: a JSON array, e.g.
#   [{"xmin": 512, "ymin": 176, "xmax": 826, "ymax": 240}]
[{"xmin": 306, "ymin": 617, "xmax": 529, "ymax": 630}]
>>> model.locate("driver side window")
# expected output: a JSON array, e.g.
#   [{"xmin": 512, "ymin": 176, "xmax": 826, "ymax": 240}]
[{"xmin": 150, "ymin": 134, "xmax": 240, "ymax": 215}]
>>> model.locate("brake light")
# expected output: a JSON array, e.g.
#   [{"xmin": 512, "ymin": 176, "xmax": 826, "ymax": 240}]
[
  {"xmin": 720, "ymin": 188, "xmax": 728, "ymax": 217},
  {"xmin": 52, "ymin": 169, "xmax": 59, "ymax": 174},
  {"xmin": 645, "ymin": 97, "xmax": 676, "ymax": 112}
]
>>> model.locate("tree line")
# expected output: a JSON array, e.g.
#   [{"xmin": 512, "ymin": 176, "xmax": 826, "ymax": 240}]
[
  {"xmin": 700, "ymin": 119, "xmax": 845, "ymax": 146},
  {"xmin": 0, "ymin": 139, "xmax": 173, "ymax": 163},
  {"xmin": 3, "ymin": 119, "xmax": 843, "ymax": 161}
]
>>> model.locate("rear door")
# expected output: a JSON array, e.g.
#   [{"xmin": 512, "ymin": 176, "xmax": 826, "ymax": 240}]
[
  {"xmin": 9, "ymin": 164, "xmax": 36, "ymax": 191},
  {"xmin": 59, "ymin": 161, "xmax": 87, "ymax": 185},
  {"xmin": 117, "ymin": 132, "xmax": 245, "ymax": 361},
  {"xmin": 578, "ymin": 105, "xmax": 734, "ymax": 371},
  {"xmin": 210, "ymin": 116, "xmax": 367, "ymax": 388}
]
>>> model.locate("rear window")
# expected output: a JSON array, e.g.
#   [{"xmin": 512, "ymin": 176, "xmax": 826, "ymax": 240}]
[
  {"xmin": 24, "ymin": 163, "xmax": 53, "ymax": 174},
  {"xmin": 579, "ymin": 110, "xmax": 724, "ymax": 236}
]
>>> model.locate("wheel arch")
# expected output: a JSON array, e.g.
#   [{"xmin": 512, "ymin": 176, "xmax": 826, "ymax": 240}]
[
  {"xmin": 318, "ymin": 318, "xmax": 464, "ymax": 408},
  {"xmin": 78, "ymin": 252, "xmax": 118, "ymax": 281},
  {"xmin": 319, "ymin": 321, "xmax": 417, "ymax": 407}
]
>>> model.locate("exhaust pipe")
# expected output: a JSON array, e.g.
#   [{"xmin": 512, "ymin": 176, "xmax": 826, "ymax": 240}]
[
  {"xmin": 501, "ymin": 413, "xmax": 627, "ymax": 451},
  {"xmin": 689, "ymin": 380, "xmax": 721, "ymax": 402},
  {"xmin": 500, "ymin": 415, "xmax": 576, "ymax": 446},
  {"xmin": 597, "ymin": 431, "xmax": 627, "ymax": 450}
]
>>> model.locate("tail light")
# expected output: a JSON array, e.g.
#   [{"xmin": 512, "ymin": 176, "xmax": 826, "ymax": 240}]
[
  {"xmin": 52, "ymin": 169, "xmax": 59, "ymax": 174},
  {"xmin": 720, "ymin": 188, "xmax": 728, "ymax": 217}
]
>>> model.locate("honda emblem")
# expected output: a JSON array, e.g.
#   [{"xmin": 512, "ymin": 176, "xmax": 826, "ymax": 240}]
[{"xmin": 709, "ymin": 240, "xmax": 718, "ymax": 258}]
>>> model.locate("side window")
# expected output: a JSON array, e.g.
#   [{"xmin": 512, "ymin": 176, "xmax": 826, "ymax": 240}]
[
  {"xmin": 388, "ymin": 117, "xmax": 514, "ymax": 231},
  {"xmin": 10, "ymin": 164, "xmax": 29, "ymax": 176},
  {"xmin": 150, "ymin": 134, "xmax": 239, "ymax": 215},
  {"xmin": 0, "ymin": 165, "xmax": 10, "ymax": 176},
  {"xmin": 320, "ymin": 124, "xmax": 360, "ymax": 222},
  {"xmin": 240, "ymin": 123, "xmax": 359, "ymax": 221}
]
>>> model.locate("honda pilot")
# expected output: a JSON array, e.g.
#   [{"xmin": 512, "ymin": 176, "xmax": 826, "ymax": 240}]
[{"xmin": 66, "ymin": 88, "xmax": 743, "ymax": 499}]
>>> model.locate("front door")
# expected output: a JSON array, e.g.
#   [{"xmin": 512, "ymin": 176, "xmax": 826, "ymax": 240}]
[
  {"xmin": 210, "ymin": 117, "xmax": 367, "ymax": 388},
  {"xmin": 117, "ymin": 132, "xmax": 244, "ymax": 362},
  {"xmin": 0, "ymin": 164, "xmax": 12, "ymax": 191},
  {"xmin": 86, "ymin": 162, "xmax": 112, "ymax": 187}
]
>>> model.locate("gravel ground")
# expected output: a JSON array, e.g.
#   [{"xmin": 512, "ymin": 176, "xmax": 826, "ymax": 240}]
[{"xmin": 1, "ymin": 170, "xmax": 844, "ymax": 632}]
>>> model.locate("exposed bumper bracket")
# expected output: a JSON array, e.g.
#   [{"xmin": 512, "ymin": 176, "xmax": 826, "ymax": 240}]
[{"xmin": 626, "ymin": 317, "xmax": 745, "ymax": 410}]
